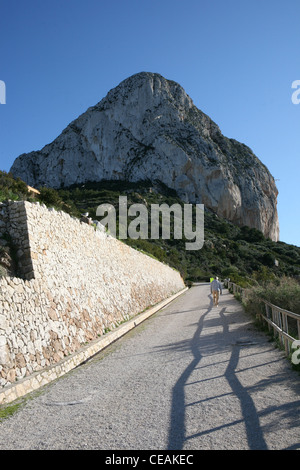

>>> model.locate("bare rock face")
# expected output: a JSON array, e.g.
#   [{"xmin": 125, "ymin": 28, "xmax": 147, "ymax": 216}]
[{"xmin": 10, "ymin": 72, "xmax": 279, "ymax": 240}]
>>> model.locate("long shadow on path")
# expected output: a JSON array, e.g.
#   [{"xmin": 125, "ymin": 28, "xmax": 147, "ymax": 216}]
[
  {"xmin": 167, "ymin": 293, "xmax": 269, "ymax": 450},
  {"xmin": 166, "ymin": 296, "xmax": 213, "ymax": 449}
]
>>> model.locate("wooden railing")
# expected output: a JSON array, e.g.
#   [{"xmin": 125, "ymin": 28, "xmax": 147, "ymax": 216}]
[
  {"xmin": 226, "ymin": 281, "xmax": 245, "ymax": 297},
  {"xmin": 224, "ymin": 280, "xmax": 300, "ymax": 358}
]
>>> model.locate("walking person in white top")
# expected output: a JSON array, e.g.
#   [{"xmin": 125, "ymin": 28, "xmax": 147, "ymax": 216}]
[{"xmin": 210, "ymin": 277, "xmax": 222, "ymax": 307}]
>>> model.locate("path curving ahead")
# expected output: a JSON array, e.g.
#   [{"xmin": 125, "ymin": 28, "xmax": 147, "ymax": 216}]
[{"xmin": 0, "ymin": 284, "xmax": 299, "ymax": 450}]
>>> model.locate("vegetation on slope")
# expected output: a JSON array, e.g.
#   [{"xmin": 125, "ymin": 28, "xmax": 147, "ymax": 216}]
[
  {"xmin": 0, "ymin": 171, "xmax": 30, "ymax": 201},
  {"xmin": 243, "ymin": 276, "xmax": 300, "ymax": 316},
  {"xmin": 0, "ymin": 171, "xmax": 299, "ymax": 288},
  {"xmin": 55, "ymin": 180, "xmax": 300, "ymax": 284}
]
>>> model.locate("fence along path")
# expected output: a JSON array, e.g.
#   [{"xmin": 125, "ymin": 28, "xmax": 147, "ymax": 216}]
[{"xmin": 226, "ymin": 281, "xmax": 300, "ymax": 360}]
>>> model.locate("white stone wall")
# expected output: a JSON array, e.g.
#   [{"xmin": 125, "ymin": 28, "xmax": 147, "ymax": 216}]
[{"xmin": 0, "ymin": 201, "xmax": 185, "ymax": 389}]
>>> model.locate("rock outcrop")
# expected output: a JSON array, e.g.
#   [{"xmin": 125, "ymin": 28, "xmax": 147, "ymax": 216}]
[{"xmin": 10, "ymin": 72, "xmax": 279, "ymax": 240}]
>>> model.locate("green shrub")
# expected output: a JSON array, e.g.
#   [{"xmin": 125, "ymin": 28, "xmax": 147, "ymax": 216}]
[
  {"xmin": 252, "ymin": 266, "xmax": 277, "ymax": 284},
  {"xmin": 244, "ymin": 277, "xmax": 300, "ymax": 316},
  {"xmin": 0, "ymin": 171, "xmax": 30, "ymax": 202},
  {"xmin": 38, "ymin": 187, "xmax": 64, "ymax": 207},
  {"xmin": 236, "ymin": 225, "xmax": 265, "ymax": 243},
  {"xmin": 188, "ymin": 267, "xmax": 211, "ymax": 281},
  {"xmin": 0, "ymin": 265, "xmax": 7, "ymax": 277}
]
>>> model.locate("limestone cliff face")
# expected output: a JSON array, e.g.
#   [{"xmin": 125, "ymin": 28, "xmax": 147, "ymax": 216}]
[{"xmin": 10, "ymin": 72, "xmax": 279, "ymax": 240}]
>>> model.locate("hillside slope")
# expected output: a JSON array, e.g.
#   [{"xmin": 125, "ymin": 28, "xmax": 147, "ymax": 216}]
[{"xmin": 1, "ymin": 173, "xmax": 296, "ymax": 284}]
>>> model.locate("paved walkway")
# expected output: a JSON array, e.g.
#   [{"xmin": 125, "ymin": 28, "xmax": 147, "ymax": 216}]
[{"xmin": 0, "ymin": 284, "xmax": 299, "ymax": 450}]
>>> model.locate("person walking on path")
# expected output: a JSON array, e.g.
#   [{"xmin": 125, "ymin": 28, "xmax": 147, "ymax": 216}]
[{"xmin": 210, "ymin": 276, "xmax": 222, "ymax": 306}]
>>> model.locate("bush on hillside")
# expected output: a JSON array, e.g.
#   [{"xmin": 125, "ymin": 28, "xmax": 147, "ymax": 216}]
[
  {"xmin": 244, "ymin": 277, "xmax": 300, "ymax": 317},
  {"xmin": 37, "ymin": 187, "xmax": 80, "ymax": 216},
  {"xmin": 0, "ymin": 171, "xmax": 29, "ymax": 202}
]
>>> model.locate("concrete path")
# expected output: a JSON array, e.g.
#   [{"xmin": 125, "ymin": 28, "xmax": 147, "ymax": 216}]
[{"xmin": 0, "ymin": 284, "xmax": 299, "ymax": 450}]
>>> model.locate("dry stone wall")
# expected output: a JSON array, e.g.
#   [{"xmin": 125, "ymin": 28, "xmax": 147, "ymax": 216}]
[
  {"xmin": 0, "ymin": 203, "xmax": 7, "ymax": 238},
  {"xmin": 0, "ymin": 201, "xmax": 185, "ymax": 391}
]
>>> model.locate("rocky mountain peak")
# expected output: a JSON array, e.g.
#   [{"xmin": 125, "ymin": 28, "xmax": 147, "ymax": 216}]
[{"xmin": 10, "ymin": 72, "xmax": 279, "ymax": 241}]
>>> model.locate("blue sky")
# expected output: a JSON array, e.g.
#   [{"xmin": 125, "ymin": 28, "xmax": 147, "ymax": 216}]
[{"xmin": 0, "ymin": 0, "xmax": 299, "ymax": 247}]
